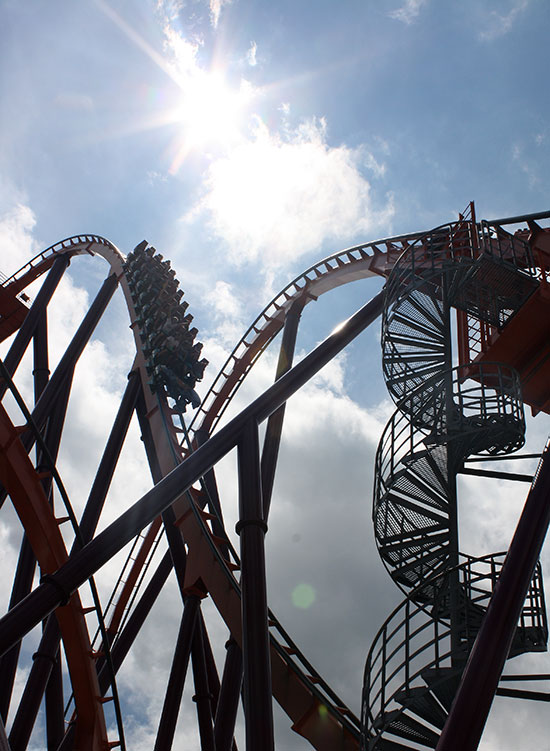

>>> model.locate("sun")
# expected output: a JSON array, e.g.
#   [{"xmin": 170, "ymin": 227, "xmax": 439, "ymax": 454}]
[
  {"xmin": 168, "ymin": 70, "xmax": 254, "ymax": 171},
  {"xmin": 95, "ymin": 5, "xmax": 255, "ymax": 172}
]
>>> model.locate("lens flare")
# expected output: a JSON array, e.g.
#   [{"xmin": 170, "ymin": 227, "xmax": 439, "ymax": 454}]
[{"xmin": 291, "ymin": 583, "xmax": 316, "ymax": 609}]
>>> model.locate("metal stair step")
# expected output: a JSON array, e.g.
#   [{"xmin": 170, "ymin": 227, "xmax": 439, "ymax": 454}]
[
  {"xmin": 381, "ymin": 709, "xmax": 440, "ymax": 748},
  {"xmin": 421, "ymin": 667, "xmax": 463, "ymax": 712},
  {"xmin": 403, "ymin": 287, "xmax": 445, "ymax": 329},
  {"xmin": 395, "ymin": 686, "xmax": 447, "ymax": 730},
  {"xmin": 390, "ymin": 479, "xmax": 447, "ymax": 514},
  {"xmin": 380, "ymin": 529, "xmax": 449, "ymax": 556},
  {"xmin": 385, "ymin": 543, "xmax": 448, "ymax": 582},
  {"xmin": 381, "ymin": 537, "xmax": 449, "ymax": 570},
  {"xmin": 379, "ymin": 522, "xmax": 447, "ymax": 547},
  {"xmin": 392, "ymin": 547, "xmax": 448, "ymax": 585},
  {"xmin": 402, "ymin": 449, "xmax": 449, "ymax": 495},
  {"xmin": 388, "ymin": 493, "xmax": 448, "ymax": 524},
  {"xmin": 391, "ymin": 454, "xmax": 448, "ymax": 504},
  {"xmin": 390, "ymin": 467, "xmax": 448, "ymax": 510},
  {"xmin": 386, "ymin": 362, "xmax": 444, "ymax": 389},
  {"xmin": 390, "ymin": 309, "xmax": 445, "ymax": 341}
]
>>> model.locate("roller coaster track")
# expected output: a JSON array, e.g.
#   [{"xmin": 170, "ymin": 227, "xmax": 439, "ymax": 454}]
[
  {"xmin": 362, "ymin": 213, "xmax": 549, "ymax": 749},
  {"xmin": 0, "ymin": 228, "xmax": 416, "ymax": 750},
  {"xmin": 0, "ymin": 210, "xmax": 548, "ymax": 750}
]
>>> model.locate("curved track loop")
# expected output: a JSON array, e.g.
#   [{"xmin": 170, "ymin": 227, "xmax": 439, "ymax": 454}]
[
  {"xmin": 188, "ymin": 230, "xmax": 430, "ymax": 438},
  {"xmin": 0, "ymin": 229, "xmax": 419, "ymax": 749},
  {"xmin": 0, "ymin": 236, "xmax": 122, "ymax": 343},
  {"xmin": 362, "ymin": 217, "xmax": 548, "ymax": 749},
  {"xmin": 0, "ymin": 237, "xmax": 128, "ymax": 750},
  {"xmin": 2, "ymin": 235, "xmax": 123, "ymax": 292},
  {"xmin": 2, "ymin": 218, "xmax": 545, "ymax": 750}
]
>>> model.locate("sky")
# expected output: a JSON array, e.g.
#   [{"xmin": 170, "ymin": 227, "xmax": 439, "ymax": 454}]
[{"xmin": 1, "ymin": 0, "xmax": 550, "ymax": 749}]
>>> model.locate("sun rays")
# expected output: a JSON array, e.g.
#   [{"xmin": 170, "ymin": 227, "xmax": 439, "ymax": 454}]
[{"xmin": 96, "ymin": 0, "xmax": 256, "ymax": 171}]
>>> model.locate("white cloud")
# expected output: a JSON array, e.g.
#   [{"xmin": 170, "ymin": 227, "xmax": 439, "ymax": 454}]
[
  {"xmin": 209, "ymin": 0, "xmax": 232, "ymax": 28},
  {"xmin": 159, "ymin": 21, "xmax": 258, "ymax": 168},
  {"xmin": 161, "ymin": 22, "xmax": 201, "ymax": 83},
  {"xmin": 156, "ymin": 0, "xmax": 184, "ymax": 20},
  {"xmin": 246, "ymin": 40, "xmax": 258, "ymax": 67},
  {"xmin": 478, "ymin": 0, "xmax": 529, "ymax": 41},
  {"xmin": 389, "ymin": 0, "xmax": 429, "ymax": 25},
  {"xmin": 511, "ymin": 141, "xmax": 539, "ymax": 188},
  {"xmin": 203, "ymin": 280, "xmax": 244, "ymax": 346},
  {"xmin": 0, "ymin": 203, "xmax": 38, "ymax": 277},
  {"xmin": 3, "ymin": 194, "xmax": 549, "ymax": 749},
  {"xmin": 192, "ymin": 116, "xmax": 394, "ymax": 268}
]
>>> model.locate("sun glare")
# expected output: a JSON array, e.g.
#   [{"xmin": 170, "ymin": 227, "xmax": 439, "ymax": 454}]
[
  {"xmin": 96, "ymin": 6, "xmax": 256, "ymax": 172},
  {"xmin": 169, "ymin": 71, "xmax": 254, "ymax": 171}
]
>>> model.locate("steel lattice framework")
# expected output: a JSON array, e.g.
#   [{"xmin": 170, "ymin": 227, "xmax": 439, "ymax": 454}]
[{"xmin": 0, "ymin": 205, "xmax": 549, "ymax": 751}]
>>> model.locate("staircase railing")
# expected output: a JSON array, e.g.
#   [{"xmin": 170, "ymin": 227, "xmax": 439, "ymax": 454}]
[
  {"xmin": 362, "ymin": 554, "xmax": 547, "ymax": 750},
  {"xmin": 363, "ymin": 211, "xmax": 547, "ymax": 750}
]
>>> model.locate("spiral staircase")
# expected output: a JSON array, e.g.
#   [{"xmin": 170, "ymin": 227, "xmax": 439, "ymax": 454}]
[{"xmin": 362, "ymin": 214, "xmax": 549, "ymax": 750}]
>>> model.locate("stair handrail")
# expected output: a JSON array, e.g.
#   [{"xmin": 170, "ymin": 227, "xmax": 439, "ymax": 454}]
[{"xmin": 361, "ymin": 553, "xmax": 546, "ymax": 749}]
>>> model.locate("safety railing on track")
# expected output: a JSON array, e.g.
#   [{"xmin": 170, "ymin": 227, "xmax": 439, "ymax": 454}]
[
  {"xmin": 187, "ymin": 230, "xmax": 428, "ymax": 439},
  {"xmin": 1, "ymin": 235, "xmax": 122, "ymax": 291}
]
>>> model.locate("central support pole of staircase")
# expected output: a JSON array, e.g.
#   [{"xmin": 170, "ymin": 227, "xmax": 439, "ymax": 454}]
[{"xmin": 442, "ymin": 279, "xmax": 462, "ymax": 665}]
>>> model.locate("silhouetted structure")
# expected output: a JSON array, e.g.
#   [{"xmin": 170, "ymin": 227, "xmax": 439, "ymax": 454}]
[{"xmin": 0, "ymin": 205, "xmax": 548, "ymax": 750}]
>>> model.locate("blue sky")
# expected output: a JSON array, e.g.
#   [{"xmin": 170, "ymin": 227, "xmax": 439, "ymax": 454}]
[{"xmin": 1, "ymin": 0, "xmax": 550, "ymax": 749}]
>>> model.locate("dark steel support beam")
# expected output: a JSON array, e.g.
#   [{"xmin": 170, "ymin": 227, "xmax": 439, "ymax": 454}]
[
  {"xmin": 0, "ymin": 254, "xmax": 68, "ymax": 400},
  {"xmin": 0, "ymin": 291, "xmax": 384, "ymax": 652},
  {"xmin": 28, "ymin": 273, "xmax": 118, "ymax": 436},
  {"xmin": 459, "ymin": 467, "xmax": 533, "ymax": 483},
  {"xmin": 135, "ymin": 386, "xmax": 163, "ymax": 484},
  {"xmin": 191, "ymin": 615, "xmax": 216, "ymax": 751},
  {"xmin": 237, "ymin": 419, "xmax": 274, "ymax": 751},
  {"xmin": 495, "ymin": 687, "xmax": 550, "ymax": 702},
  {"xmin": 214, "ymin": 638, "xmax": 243, "ymax": 751},
  {"xmin": 38, "ymin": 376, "xmax": 73, "ymax": 488},
  {"xmin": 8, "ymin": 615, "xmax": 60, "ymax": 751},
  {"xmin": 194, "ymin": 428, "xmax": 227, "ymax": 543},
  {"xmin": 98, "ymin": 550, "xmax": 173, "ymax": 694},
  {"xmin": 261, "ymin": 300, "xmax": 303, "ymax": 520},
  {"xmin": 45, "ymin": 647, "xmax": 64, "ymax": 751},
  {"xmin": 199, "ymin": 612, "xmax": 221, "ymax": 713},
  {"xmin": 0, "ymin": 312, "xmax": 52, "ymax": 720},
  {"xmin": 0, "ymin": 718, "xmax": 9, "ymax": 751},
  {"xmin": 153, "ymin": 595, "xmax": 200, "ymax": 751},
  {"xmin": 77, "ymin": 371, "xmax": 141, "ymax": 546},
  {"xmin": 32, "ymin": 311, "xmax": 50, "ymax": 405},
  {"xmin": 436, "ymin": 446, "xmax": 550, "ymax": 751},
  {"xmin": 0, "ymin": 536, "xmax": 36, "ymax": 722}
]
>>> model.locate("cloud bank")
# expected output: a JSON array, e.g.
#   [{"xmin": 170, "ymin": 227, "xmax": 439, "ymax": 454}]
[{"xmin": 193, "ymin": 116, "xmax": 394, "ymax": 268}]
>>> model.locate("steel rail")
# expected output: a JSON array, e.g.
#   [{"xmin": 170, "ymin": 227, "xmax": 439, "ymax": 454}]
[
  {"xmin": 187, "ymin": 228, "xmax": 427, "ymax": 437},
  {"xmin": 0, "ymin": 349, "xmax": 125, "ymax": 750},
  {"xmin": 1, "ymin": 235, "xmax": 386, "ymax": 747},
  {"xmin": 0, "ymin": 290, "xmax": 384, "ymax": 653}
]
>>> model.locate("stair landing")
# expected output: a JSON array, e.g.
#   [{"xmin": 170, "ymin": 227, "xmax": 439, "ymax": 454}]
[{"xmin": 473, "ymin": 283, "xmax": 550, "ymax": 415}]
